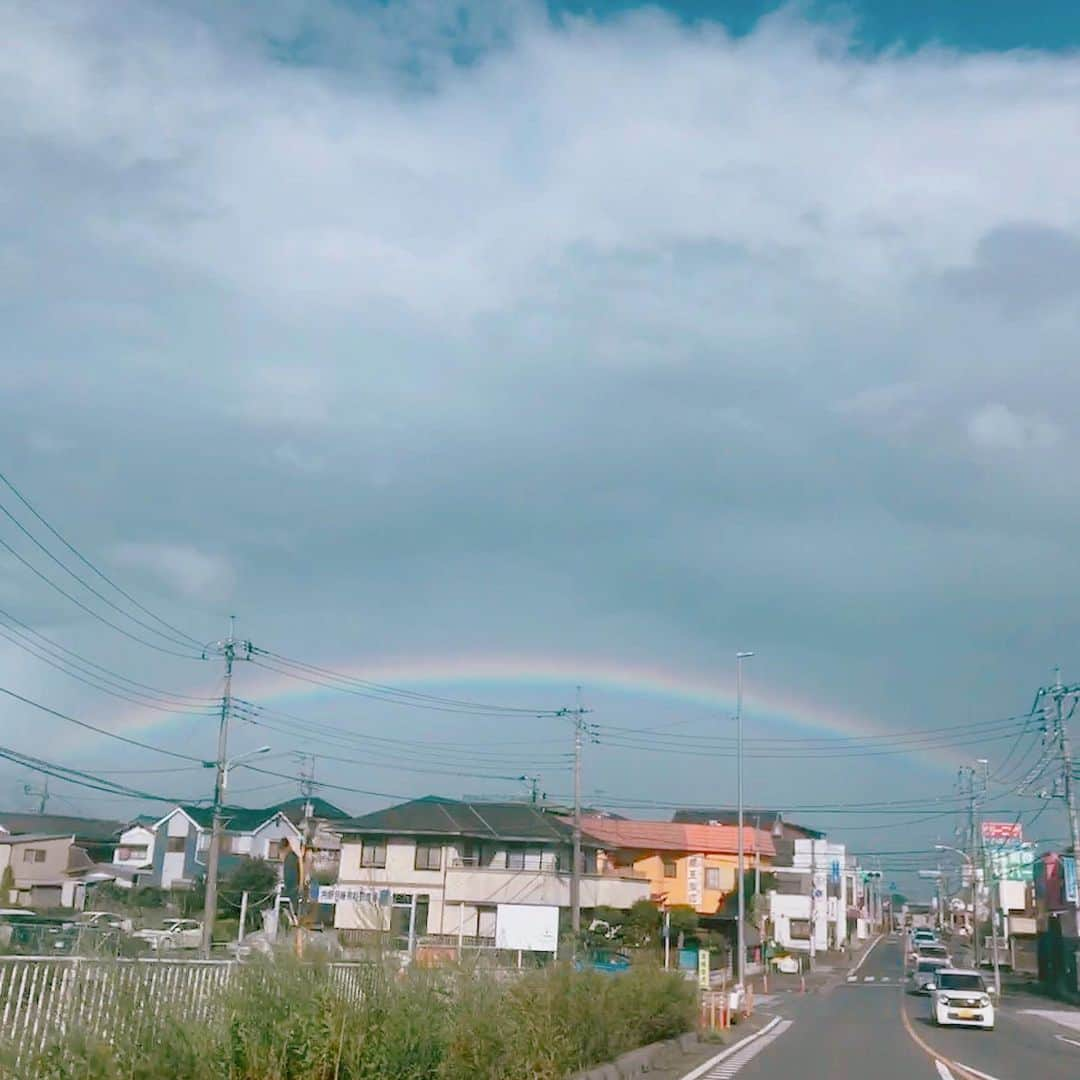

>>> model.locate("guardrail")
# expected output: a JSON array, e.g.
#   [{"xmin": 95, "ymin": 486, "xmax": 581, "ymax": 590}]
[{"xmin": 0, "ymin": 955, "xmax": 373, "ymax": 1067}]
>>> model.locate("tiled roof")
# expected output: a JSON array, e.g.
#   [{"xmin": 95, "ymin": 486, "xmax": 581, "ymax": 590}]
[
  {"xmin": 580, "ymin": 816, "xmax": 776, "ymax": 857},
  {"xmin": 336, "ymin": 796, "xmax": 597, "ymax": 846}
]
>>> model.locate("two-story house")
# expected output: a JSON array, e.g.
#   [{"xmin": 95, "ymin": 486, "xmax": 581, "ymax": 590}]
[
  {"xmin": 331, "ymin": 796, "xmax": 651, "ymax": 948},
  {"xmin": 150, "ymin": 805, "xmax": 303, "ymax": 888},
  {"xmin": 112, "ymin": 816, "xmax": 158, "ymax": 885},
  {"xmin": 0, "ymin": 833, "xmax": 84, "ymax": 908},
  {"xmin": 580, "ymin": 815, "xmax": 777, "ymax": 915}
]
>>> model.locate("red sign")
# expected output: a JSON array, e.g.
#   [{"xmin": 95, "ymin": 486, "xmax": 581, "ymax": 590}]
[{"xmin": 981, "ymin": 821, "xmax": 1022, "ymax": 843}]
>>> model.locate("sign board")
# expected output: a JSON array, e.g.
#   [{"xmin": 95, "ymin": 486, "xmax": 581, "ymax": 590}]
[
  {"xmin": 686, "ymin": 855, "xmax": 703, "ymax": 907},
  {"xmin": 982, "ymin": 822, "xmax": 1023, "ymax": 843},
  {"xmin": 494, "ymin": 904, "xmax": 559, "ymax": 953},
  {"xmin": 988, "ymin": 843, "xmax": 1035, "ymax": 882},
  {"xmin": 697, "ymin": 949, "xmax": 710, "ymax": 989},
  {"xmin": 829, "ymin": 860, "xmax": 841, "ymax": 885},
  {"xmin": 312, "ymin": 885, "xmax": 392, "ymax": 906},
  {"xmin": 1066, "ymin": 856, "xmax": 1078, "ymax": 905}
]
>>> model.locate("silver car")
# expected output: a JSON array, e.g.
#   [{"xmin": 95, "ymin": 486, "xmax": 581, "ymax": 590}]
[{"xmin": 911, "ymin": 958, "xmax": 948, "ymax": 993}]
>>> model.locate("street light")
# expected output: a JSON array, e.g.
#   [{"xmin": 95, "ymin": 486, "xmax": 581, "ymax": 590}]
[
  {"xmin": 735, "ymin": 651, "xmax": 754, "ymax": 994},
  {"xmin": 200, "ymin": 745, "xmax": 271, "ymax": 956},
  {"xmin": 223, "ymin": 745, "xmax": 272, "ymax": 794},
  {"xmin": 935, "ymin": 842, "xmax": 998, "ymax": 995}
]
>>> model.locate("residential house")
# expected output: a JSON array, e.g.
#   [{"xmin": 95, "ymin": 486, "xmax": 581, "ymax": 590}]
[
  {"xmin": 331, "ymin": 796, "xmax": 650, "ymax": 948},
  {"xmin": 580, "ymin": 815, "xmax": 776, "ymax": 917},
  {"xmin": 112, "ymin": 816, "xmax": 158, "ymax": 885},
  {"xmin": 273, "ymin": 797, "xmax": 349, "ymax": 882},
  {"xmin": 0, "ymin": 812, "xmax": 125, "ymax": 863},
  {"xmin": 151, "ymin": 805, "xmax": 303, "ymax": 889},
  {"xmin": 672, "ymin": 809, "xmax": 824, "ymax": 841},
  {"xmin": 0, "ymin": 833, "xmax": 87, "ymax": 908}
]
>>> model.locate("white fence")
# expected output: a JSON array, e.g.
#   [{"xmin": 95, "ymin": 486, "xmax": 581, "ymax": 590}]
[{"xmin": 0, "ymin": 956, "xmax": 373, "ymax": 1067}]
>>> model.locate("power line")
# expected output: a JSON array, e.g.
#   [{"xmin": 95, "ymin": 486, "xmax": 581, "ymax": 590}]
[
  {"xmin": 0, "ymin": 684, "xmax": 206, "ymax": 763},
  {"xmin": 0, "ymin": 531, "xmax": 204, "ymax": 660},
  {"xmin": 0, "ymin": 469, "xmax": 205, "ymax": 648}
]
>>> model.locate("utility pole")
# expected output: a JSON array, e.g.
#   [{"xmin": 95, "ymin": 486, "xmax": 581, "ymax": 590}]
[
  {"xmin": 1046, "ymin": 671, "xmax": 1080, "ymax": 938},
  {"xmin": 519, "ymin": 774, "xmax": 541, "ymax": 804},
  {"xmin": 200, "ymin": 618, "xmax": 252, "ymax": 958},
  {"xmin": 754, "ymin": 813, "xmax": 761, "ymax": 897},
  {"xmin": 562, "ymin": 687, "xmax": 591, "ymax": 949},
  {"xmin": 735, "ymin": 651, "xmax": 753, "ymax": 991},
  {"xmin": 24, "ymin": 777, "xmax": 48, "ymax": 814},
  {"xmin": 957, "ymin": 764, "xmax": 980, "ymax": 969}
]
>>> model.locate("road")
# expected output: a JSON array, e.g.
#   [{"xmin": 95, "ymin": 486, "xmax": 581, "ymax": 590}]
[{"xmin": 683, "ymin": 936, "xmax": 1079, "ymax": 1080}]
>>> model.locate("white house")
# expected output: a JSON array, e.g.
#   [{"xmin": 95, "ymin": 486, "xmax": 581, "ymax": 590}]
[
  {"xmin": 112, "ymin": 821, "xmax": 156, "ymax": 885},
  {"xmin": 330, "ymin": 796, "xmax": 651, "ymax": 950},
  {"xmin": 768, "ymin": 838, "xmax": 853, "ymax": 954}
]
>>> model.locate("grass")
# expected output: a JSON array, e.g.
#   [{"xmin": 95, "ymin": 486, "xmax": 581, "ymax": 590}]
[{"xmin": 4, "ymin": 957, "xmax": 695, "ymax": 1080}]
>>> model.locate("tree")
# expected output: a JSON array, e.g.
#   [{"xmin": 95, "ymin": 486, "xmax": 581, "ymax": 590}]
[
  {"xmin": 622, "ymin": 899, "xmax": 661, "ymax": 947},
  {"xmin": 219, "ymin": 858, "xmax": 279, "ymax": 916}
]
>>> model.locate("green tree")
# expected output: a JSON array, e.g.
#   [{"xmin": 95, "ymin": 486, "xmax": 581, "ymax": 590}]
[
  {"xmin": 623, "ymin": 899, "xmax": 661, "ymax": 947},
  {"xmin": 219, "ymin": 858, "xmax": 279, "ymax": 916}
]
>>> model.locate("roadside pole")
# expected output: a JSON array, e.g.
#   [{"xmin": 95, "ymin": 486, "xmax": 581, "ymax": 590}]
[
  {"xmin": 238, "ymin": 890, "xmax": 248, "ymax": 945},
  {"xmin": 663, "ymin": 908, "xmax": 671, "ymax": 971},
  {"xmin": 808, "ymin": 840, "xmax": 817, "ymax": 969}
]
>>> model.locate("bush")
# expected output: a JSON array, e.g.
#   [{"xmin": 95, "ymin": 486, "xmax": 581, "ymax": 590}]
[{"xmin": 10, "ymin": 958, "xmax": 695, "ymax": 1080}]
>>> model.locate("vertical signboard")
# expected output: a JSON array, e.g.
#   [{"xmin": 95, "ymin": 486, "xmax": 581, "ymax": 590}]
[
  {"xmin": 1065, "ymin": 856, "xmax": 1078, "ymax": 905},
  {"xmin": 697, "ymin": 948, "xmax": 710, "ymax": 989},
  {"xmin": 687, "ymin": 855, "xmax": 704, "ymax": 908}
]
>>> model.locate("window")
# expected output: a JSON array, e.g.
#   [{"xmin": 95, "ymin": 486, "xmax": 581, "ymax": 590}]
[
  {"xmin": 663, "ymin": 860, "xmax": 678, "ymax": 878},
  {"xmin": 360, "ymin": 839, "xmax": 387, "ymax": 868},
  {"xmin": 705, "ymin": 867, "xmax": 722, "ymax": 891},
  {"xmin": 790, "ymin": 919, "xmax": 810, "ymax": 940},
  {"xmin": 414, "ymin": 842, "xmax": 441, "ymax": 871},
  {"xmin": 166, "ymin": 836, "xmax": 186, "ymax": 854},
  {"xmin": 269, "ymin": 839, "xmax": 292, "ymax": 860},
  {"xmin": 505, "ymin": 846, "xmax": 544, "ymax": 871},
  {"xmin": 117, "ymin": 845, "xmax": 148, "ymax": 861},
  {"xmin": 22, "ymin": 848, "xmax": 47, "ymax": 863}
]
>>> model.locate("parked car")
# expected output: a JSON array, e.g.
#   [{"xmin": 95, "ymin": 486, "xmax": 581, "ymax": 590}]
[
  {"xmin": 132, "ymin": 918, "xmax": 203, "ymax": 951},
  {"xmin": 575, "ymin": 949, "xmax": 632, "ymax": 974},
  {"xmin": 929, "ymin": 968, "xmax": 995, "ymax": 1030},
  {"xmin": 71, "ymin": 911, "xmax": 134, "ymax": 933}
]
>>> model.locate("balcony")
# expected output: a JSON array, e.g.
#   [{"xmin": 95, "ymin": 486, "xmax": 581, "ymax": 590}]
[{"xmin": 444, "ymin": 865, "xmax": 650, "ymax": 909}]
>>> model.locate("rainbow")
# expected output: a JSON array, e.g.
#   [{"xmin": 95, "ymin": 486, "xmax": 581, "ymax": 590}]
[{"xmin": 115, "ymin": 652, "xmax": 888, "ymax": 745}]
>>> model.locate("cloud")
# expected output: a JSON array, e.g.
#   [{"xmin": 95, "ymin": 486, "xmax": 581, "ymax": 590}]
[
  {"xmin": 4, "ymin": 2, "xmax": 1080, "ymax": 841},
  {"xmin": 112, "ymin": 543, "xmax": 235, "ymax": 601},
  {"xmin": 966, "ymin": 403, "xmax": 1061, "ymax": 452}
]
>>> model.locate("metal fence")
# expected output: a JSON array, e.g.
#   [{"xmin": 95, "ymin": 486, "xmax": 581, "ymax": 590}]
[{"xmin": 0, "ymin": 956, "xmax": 373, "ymax": 1067}]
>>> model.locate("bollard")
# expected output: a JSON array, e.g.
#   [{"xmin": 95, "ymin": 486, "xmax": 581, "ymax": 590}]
[{"xmin": 800, "ymin": 974, "xmax": 806, "ymax": 994}]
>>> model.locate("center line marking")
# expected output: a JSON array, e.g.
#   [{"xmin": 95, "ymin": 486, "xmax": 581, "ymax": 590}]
[{"xmin": 936, "ymin": 1063, "xmax": 955, "ymax": 1080}]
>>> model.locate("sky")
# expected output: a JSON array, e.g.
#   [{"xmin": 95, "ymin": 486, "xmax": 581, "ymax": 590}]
[{"xmin": 2, "ymin": 0, "xmax": 1079, "ymax": 894}]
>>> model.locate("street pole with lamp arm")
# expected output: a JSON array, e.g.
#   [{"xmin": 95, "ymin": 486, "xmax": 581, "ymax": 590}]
[
  {"xmin": 735, "ymin": 651, "xmax": 753, "ymax": 994},
  {"xmin": 200, "ymin": 744, "xmax": 271, "ymax": 957},
  {"xmin": 936, "ymin": 843, "xmax": 998, "ymax": 995}
]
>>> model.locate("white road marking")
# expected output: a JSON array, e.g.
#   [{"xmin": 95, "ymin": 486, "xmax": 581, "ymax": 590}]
[
  {"xmin": 956, "ymin": 1064, "xmax": 1004, "ymax": 1080},
  {"xmin": 882, "ymin": 976, "xmax": 890, "ymax": 982},
  {"xmin": 935, "ymin": 1062, "xmax": 955, "ymax": 1080},
  {"xmin": 1054, "ymin": 1034, "xmax": 1080, "ymax": 1049},
  {"xmin": 678, "ymin": 1018, "xmax": 782, "ymax": 1080},
  {"xmin": 847, "ymin": 975, "xmax": 857, "ymax": 982},
  {"xmin": 850, "ymin": 932, "xmax": 884, "ymax": 974},
  {"xmin": 865, "ymin": 976, "xmax": 876, "ymax": 982},
  {"xmin": 1019, "ymin": 1008, "xmax": 1080, "ymax": 1033},
  {"xmin": 697, "ymin": 1019, "xmax": 793, "ymax": 1078}
]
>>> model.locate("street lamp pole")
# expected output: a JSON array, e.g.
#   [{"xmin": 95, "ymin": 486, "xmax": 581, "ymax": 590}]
[
  {"xmin": 735, "ymin": 651, "xmax": 754, "ymax": 992},
  {"xmin": 936, "ymin": 843, "xmax": 998, "ymax": 995}
]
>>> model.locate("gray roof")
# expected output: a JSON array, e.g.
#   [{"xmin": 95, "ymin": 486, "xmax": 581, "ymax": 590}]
[
  {"xmin": 337, "ymin": 796, "xmax": 599, "ymax": 847},
  {"xmin": 671, "ymin": 809, "xmax": 824, "ymax": 839},
  {"xmin": 0, "ymin": 833, "xmax": 71, "ymax": 845},
  {"xmin": 0, "ymin": 812, "xmax": 126, "ymax": 843}
]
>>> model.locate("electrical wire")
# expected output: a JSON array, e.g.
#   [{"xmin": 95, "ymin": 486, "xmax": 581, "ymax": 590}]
[
  {"xmin": 0, "ymin": 469, "xmax": 205, "ymax": 648},
  {"xmin": 0, "ymin": 684, "xmax": 206, "ymax": 763},
  {"xmin": 0, "ymin": 531, "xmax": 204, "ymax": 659}
]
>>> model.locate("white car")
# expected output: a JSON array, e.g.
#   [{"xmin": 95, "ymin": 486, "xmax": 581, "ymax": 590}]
[
  {"xmin": 132, "ymin": 918, "xmax": 203, "ymax": 951},
  {"xmin": 929, "ymin": 968, "xmax": 995, "ymax": 1030}
]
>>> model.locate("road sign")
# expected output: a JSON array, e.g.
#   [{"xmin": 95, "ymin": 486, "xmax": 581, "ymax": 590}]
[{"xmin": 697, "ymin": 949, "xmax": 710, "ymax": 989}]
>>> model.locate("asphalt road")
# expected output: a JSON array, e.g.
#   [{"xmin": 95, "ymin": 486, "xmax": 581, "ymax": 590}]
[{"xmin": 685, "ymin": 936, "xmax": 1080, "ymax": 1080}]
